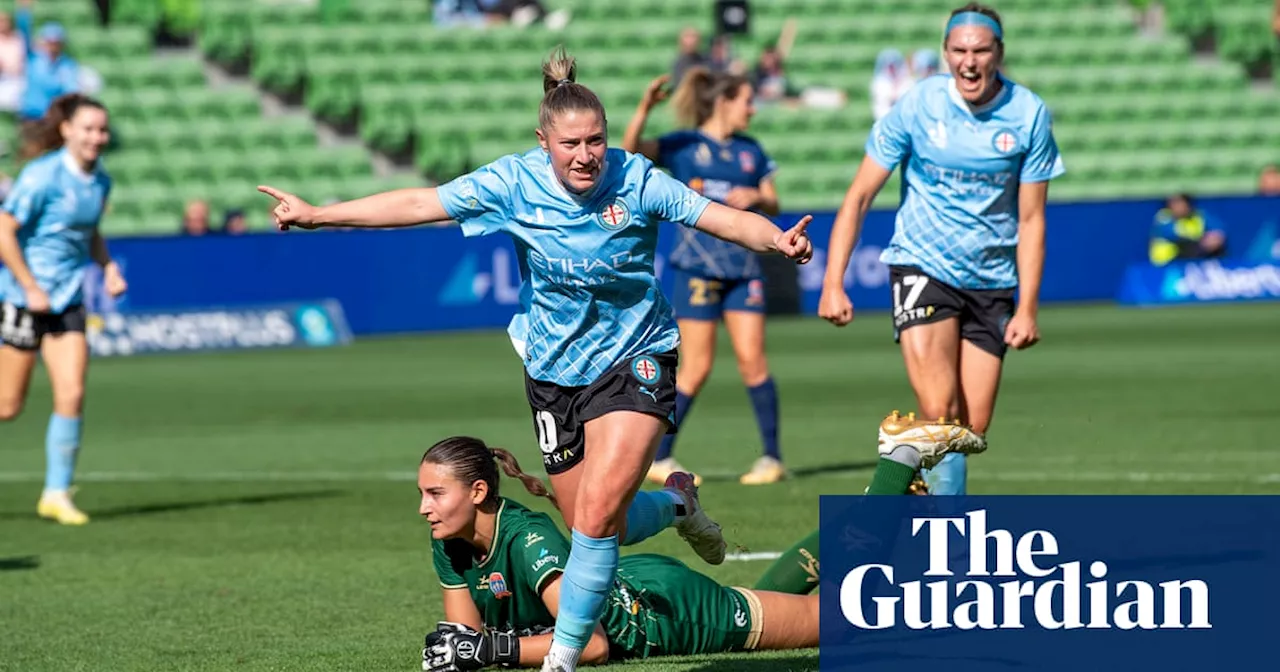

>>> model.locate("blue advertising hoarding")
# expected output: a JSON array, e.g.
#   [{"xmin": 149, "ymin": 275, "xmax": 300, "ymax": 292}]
[
  {"xmin": 1117, "ymin": 258, "xmax": 1280, "ymax": 307},
  {"xmin": 85, "ymin": 298, "xmax": 352, "ymax": 357},
  {"xmin": 18, "ymin": 193, "xmax": 1279, "ymax": 342}
]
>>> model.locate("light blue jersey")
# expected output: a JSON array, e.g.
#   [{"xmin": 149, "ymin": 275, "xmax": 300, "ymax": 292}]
[
  {"xmin": 437, "ymin": 148, "xmax": 712, "ymax": 387},
  {"xmin": 866, "ymin": 73, "xmax": 1065, "ymax": 290},
  {"xmin": 0, "ymin": 149, "xmax": 112, "ymax": 313}
]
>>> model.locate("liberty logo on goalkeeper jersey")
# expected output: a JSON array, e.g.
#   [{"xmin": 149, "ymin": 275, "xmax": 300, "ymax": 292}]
[
  {"xmin": 631, "ymin": 356, "xmax": 660, "ymax": 385},
  {"xmin": 597, "ymin": 200, "xmax": 631, "ymax": 231}
]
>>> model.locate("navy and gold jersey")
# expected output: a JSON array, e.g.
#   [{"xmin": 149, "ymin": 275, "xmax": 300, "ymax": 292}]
[{"xmin": 657, "ymin": 130, "xmax": 777, "ymax": 280}]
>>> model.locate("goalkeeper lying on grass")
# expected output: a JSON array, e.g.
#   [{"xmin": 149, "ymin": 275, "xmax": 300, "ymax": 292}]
[{"xmin": 417, "ymin": 436, "xmax": 818, "ymax": 671}]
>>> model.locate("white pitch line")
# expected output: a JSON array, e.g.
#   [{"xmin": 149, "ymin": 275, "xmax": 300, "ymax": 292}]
[
  {"xmin": 0, "ymin": 470, "xmax": 1277, "ymax": 485},
  {"xmin": 0, "ymin": 470, "xmax": 422, "ymax": 483},
  {"xmin": 724, "ymin": 552, "xmax": 783, "ymax": 562},
  {"xmin": 693, "ymin": 469, "xmax": 1280, "ymax": 485}
]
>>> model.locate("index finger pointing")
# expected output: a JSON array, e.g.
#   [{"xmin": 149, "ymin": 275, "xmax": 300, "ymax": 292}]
[
  {"xmin": 257, "ymin": 185, "xmax": 289, "ymax": 202},
  {"xmin": 790, "ymin": 215, "xmax": 812, "ymax": 236}
]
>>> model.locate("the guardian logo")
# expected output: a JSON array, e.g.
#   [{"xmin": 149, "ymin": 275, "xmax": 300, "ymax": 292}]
[{"xmin": 840, "ymin": 510, "xmax": 1211, "ymax": 631}]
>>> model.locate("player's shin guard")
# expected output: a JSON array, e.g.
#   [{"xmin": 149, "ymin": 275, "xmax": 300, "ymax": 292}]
[
  {"xmin": 655, "ymin": 390, "xmax": 695, "ymax": 461},
  {"xmin": 621, "ymin": 490, "xmax": 681, "ymax": 546},
  {"xmin": 921, "ymin": 452, "xmax": 968, "ymax": 495},
  {"xmin": 44, "ymin": 413, "xmax": 82, "ymax": 492},
  {"xmin": 548, "ymin": 531, "xmax": 619, "ymax": 668},
  {"xmin": 753, "ymin": 527, "xmax": 820, "ymax": 594}
]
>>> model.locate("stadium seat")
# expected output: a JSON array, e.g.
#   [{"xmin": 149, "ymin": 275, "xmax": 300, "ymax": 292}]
[{"xmin": 58, "ymin": 0, "xmax": 1278, "ymax": 234}]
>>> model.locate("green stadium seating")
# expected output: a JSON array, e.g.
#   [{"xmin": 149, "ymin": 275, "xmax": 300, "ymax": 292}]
[
  {"xmin": 10, "ymin": 0, "xmax": 1273, "ymax": 236},
  {"xmin": 0, "ymin": 0, "xmax": 396, "ymax": 235}
]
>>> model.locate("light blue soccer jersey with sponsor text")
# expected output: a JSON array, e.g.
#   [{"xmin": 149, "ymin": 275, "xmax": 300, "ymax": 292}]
[
  {"xmin": 437, "ymin": 148, "xmax": 712, "ymax": 387},
  {"xmin": 866, "ymin": 73, "xmax": 1065, "ymax": 290},
  {"xmin": 0, "ymin": 149, "xmax": 112, "ymax": 313}
]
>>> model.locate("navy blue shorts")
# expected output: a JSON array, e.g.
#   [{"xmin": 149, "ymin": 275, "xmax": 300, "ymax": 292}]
[{"xmin": 670, "ymin": 268, "xmax": 766, "ymax": 321}]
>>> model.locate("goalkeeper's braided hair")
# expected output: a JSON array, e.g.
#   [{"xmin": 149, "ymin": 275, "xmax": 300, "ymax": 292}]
[{"xmin": 422, "ymin": 436, "xmax": 557, "ymax": 508}]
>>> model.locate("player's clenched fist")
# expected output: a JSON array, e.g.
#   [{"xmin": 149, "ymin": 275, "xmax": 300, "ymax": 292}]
[{"xmin": 818, "ymin": 285, "xmax": 854, "ymax": 326}]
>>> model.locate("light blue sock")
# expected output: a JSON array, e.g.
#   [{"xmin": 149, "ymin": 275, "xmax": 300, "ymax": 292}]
[
  {"xmin": 551, "ymin": 530, "xmax": 619, "ymax": 651},
  {"xmin": 44, "ymin": 413, "xmax": 83, "ymax": 492},
  {"xmin": 621, "ymin": 490, "xmax": 681, "ymax": 546},
  {"xmin": 922, "ymin": 452, "xmax": 967, "ymax": 495}
]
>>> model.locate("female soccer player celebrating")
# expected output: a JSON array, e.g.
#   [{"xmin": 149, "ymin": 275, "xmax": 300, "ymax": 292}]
[
  {"xmin": 622, "ymin": 68, "xmax": 786, "ymax": 486},
  {"xmin": 259, "ymin": 47, "xmax": 812, "ymax": 672},
  {"xmin": 0, "ymin": 93, "xmax": 125, "ymax": 525},
  {"xmin": 753, "ymin": 2, "xmax": 1062, "ymax": 596},
  {"xmin": 825, "ymin": 1, "xmax": 1063, "ymax": 497},
  {"xmin": 417, "ymin": 436, "xmax": 818, "ymax": 671}
]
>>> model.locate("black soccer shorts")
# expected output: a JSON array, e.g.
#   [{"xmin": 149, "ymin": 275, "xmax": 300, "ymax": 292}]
[
  {"xmin": 0, "ymin": 302, "xmax": 87, "ymax": 352},
  {"xmin": 524, "ymin": 350, "xmax": 679, "ymax": 475},
  {"xmin": 888, "ymin": 266, "xmax": 1016, "ymax": 358}
]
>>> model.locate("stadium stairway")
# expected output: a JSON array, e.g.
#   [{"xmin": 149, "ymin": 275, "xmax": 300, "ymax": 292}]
[{"xmin": 11, "ymin": 1, "xmax": 1276, "ymax": 236}]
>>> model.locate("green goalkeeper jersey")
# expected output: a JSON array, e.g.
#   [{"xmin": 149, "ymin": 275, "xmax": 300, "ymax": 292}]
[
  {"xmin": 432, "ymin": 498, "xmax": 570, "ymax": 634},
  {"xmin": 431, "ymin": 497, "xmax": 758, "ymax": 660}
]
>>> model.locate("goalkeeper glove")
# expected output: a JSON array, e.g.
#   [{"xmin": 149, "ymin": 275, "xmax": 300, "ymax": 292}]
[{"xmin": 423, "ymin": 622, "xmax": 520, "ymax": 671}]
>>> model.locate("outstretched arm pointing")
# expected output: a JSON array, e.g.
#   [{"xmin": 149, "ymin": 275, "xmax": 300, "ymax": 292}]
[{"xmin": 258, "ymin": 185, "xmax": 454, "ymax": 231}]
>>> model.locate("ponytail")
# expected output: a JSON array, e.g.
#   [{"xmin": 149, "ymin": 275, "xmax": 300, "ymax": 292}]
[
  {"xmin": 671, "ymin": 66, "xmax": 750, "ymax": 128},
  {"xmin": 538, "ymin": 45, "xmax": 607, "ymax": 131},
  {"xmin": 25, "ymin": 93, "xmax": 107, "ymax": 158},
  {"xmin": 421, "ymin": 436, "xmax": 557, "ymax": 508},
  {"xmin": 491, "ymin": 447, "xmax": 558, "ymax": 508}
]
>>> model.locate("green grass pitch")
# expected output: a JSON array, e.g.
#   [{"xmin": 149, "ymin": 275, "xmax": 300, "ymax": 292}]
[{"xmin": 2, "ymin": 302, "xmax": 1276, "ymax": 671}]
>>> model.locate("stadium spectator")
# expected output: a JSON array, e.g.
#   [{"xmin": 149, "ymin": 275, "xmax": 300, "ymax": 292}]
[
  {"xmin": 433, "ymin": 0, "xmax": 487, "ymax": 28},
  {"xmin": 1259, "ymin": 164, "xmax": 1280, "ymax": 196},
  {"xmin": 751, "ymin": 44, "xmax": 799, "ymax": 105},
  {"xmin": 0, "ymin": 11, "xmax": 25, "ymax": 113},
  {"xmin": 672, "ymin": 27, "xmax": 707, "ymax": 86},
  {"xmin": 1149, "ymin": 193, "xmax": 1227, "ymax": 266},
  {"xmin": 870, "ymin": 48, "xmax": 912, "ymax": 121},
  {"xmin": 476, "ymin": 0, "xmax": 570, "ymax": 30},
  {"xmin": 180, "ymin": 199, "xmax": 211, "ymax": 237},
  {"xmin": 910, "ymin": 48, "xmax": 941, "ymax": 82},
  {"xmin": 15, "ymin": 2, "xmax": 84, "ymax": 124},
  {"xmin": 707, "ymin": 34, "xmax": 738, "ymax": 74},
  {"xmin": 221, "ymin": 208, "xmax": 248, "ymax": 235}
]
